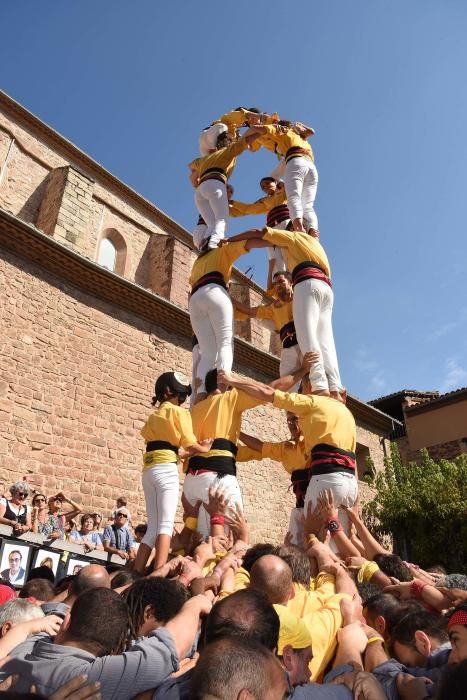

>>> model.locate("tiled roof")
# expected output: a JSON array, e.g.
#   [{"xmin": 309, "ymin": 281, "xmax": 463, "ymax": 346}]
[
  {"xmin": 404, "ymin": 386, "xmax": 467, "ymax": 414},
  {"xmin": 369, "ymin": 389, "xmax": 439, "ymax": 405}
]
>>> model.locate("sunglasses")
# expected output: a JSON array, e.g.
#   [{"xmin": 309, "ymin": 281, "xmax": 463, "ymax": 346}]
[
  {"xmin": 116, "ymin": 513, "xmax": 128, "ymax": 518},
  {"xmin": 16, "ymin": 493, "xmax": 27, "ymax": 499}
]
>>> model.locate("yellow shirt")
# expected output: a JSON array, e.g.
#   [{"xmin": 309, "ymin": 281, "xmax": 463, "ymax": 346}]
[
  {"xmin": 190, "ymin": 388, "xmax": 263, "ymax": 461},
  {"xmin": 288, "ymin": 574, "xmax": 338, "ymax": 618},
  {"xmin": 302, "ymin": 594, "xmax": 348, "ymax": 680},
  {"xmin": 260, "ymin": 124, "xmax": 314, "ymax": 161},
  {"xmin": 236, "ymin": 445, "xmax": 261, "ymax": 463},
  {"xmin": 141, "ymin": 402, "xmax": 197, "ymax": 469},
  {"xmin": 229, "ymin": 187, "xmax": 288, "ymax": 217},
  {"xmin": 262, "ymin": 436, "xmax": 307, "ymax": 475},
  {"xmin": 189, "ymin": 240, "xmax": 249, "ymax": 287},
  {"xmin": 198, "ymin": 137, "xmax": 249, "ymax": 182},
  {"xmin": 256, "ymin": 299, "xmax": 293, "ymax": 333},
  {"xmin": 263, "ymin": 228, "xmax": 331, "ymax": 278},
  {"xmin": 272, "ymin": 391, "xmax": 356, "ymax": 454},
  {"xmin": 214, "ymin": 109, "xmax": 251, "ymax": 137}
]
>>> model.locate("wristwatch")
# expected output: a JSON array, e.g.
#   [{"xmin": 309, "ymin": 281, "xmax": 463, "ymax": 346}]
[{"xmin": 326, "ymin": 518, "xmax": 341, "ymax": 533}]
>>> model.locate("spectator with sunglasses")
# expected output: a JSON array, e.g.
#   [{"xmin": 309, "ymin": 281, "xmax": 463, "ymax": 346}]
[
  {"xmin": 102, "ymin": 508, "xmax": 137, "ymax": 561},
  {"xmin": 0, "ymin": 481, "xmax": 31, "ymax": 536},
  {"xmin": 31, "ymin": 491, "xmax": 81, "ymax": 541}
]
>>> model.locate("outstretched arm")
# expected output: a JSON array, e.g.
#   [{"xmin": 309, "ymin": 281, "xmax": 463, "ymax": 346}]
[
  {"xmin": 239, "ymin": 432, "xmax": 264, "ymax": 453},
  {"xmin": 218, "ymin": 370, "xmax": 275, "ymax": 403},
  {"xmin": 271, "ymin": 352, "xmax": 320, "ymax": 391},
  {"xmin": 231, "ymin": 298, "xmax": 259, "ymax": 318}
]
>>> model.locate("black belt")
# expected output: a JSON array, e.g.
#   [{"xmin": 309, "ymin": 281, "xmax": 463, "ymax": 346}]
[
  {"xmin": 290, "ymin": 467, "xmax": 312, "ymax": 508},
  {"xmin": 199, "ymin": 167, "xmax": 227, "ymax": 184},
  {"xmin": 285, "ymin": 146, "xmax": 312, "ymax": 162},
  {"xmin": 146, "ymin": 440, "xmax": 179, "ymax": 454},
  {"xmin": 191, "ymin": 271, "xmax": 227, "ymax": 296},
  {"xmin": 188, "ymin": 438, "xmax": 238, "ymax": 476},
  {"xmin": 311, "ymin": 443, "xmax": 356, "ymax": 476},
  {"xmin": 292, "ymin": 261, "xmax": 331, "ymax": 288}
]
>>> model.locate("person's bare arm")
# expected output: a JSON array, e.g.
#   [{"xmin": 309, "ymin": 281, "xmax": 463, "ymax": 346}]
[
  {"xmin": 342, "ymin": 502, "xmax": 387, "ymax": 559},
  {"xmin": 239, "ymin": 432, "xmax": 263, "ymax": 453},
  {"xmin": 0, "ymin": 615, "xmax": 63, "ymax": 659},
  {"xmin": 270, "ymin": 352, "xmax": 320, "ymax": 391},
  {"xmin": 318, "ymin": 490, "xmax": 362, "ymax": 558},
  {"xmin": 164, "ymin": 595, "xmax": 212, "ymax": 659},
  {"xmin": 218, "ymin": 370, "xmax": 275, "ymax": 403},
  {"xmin": 231, "ymin": 299, "xmax": 259, "ymax": 318},
  {"xmin": 383, "ymin": 580, "xmax": 452, "ymax": 612}
]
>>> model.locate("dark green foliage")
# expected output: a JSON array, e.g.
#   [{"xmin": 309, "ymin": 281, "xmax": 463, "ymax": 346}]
[{"xmin": 364, "ymin": 444, "xmax": 467, "ymax": 574}]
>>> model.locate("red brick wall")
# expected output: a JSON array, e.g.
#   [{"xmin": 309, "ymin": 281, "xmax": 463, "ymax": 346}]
[{"xmin": 0, "ymin": 247, "xmax": 294, "ymax": 542}]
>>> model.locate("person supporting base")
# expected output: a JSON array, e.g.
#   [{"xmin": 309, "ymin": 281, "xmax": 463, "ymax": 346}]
[
  {"xmin": 218, "ymin": 367, "xmax": 358, "ymax": 540},
  {"xmin": 135, "ymin": 372, "xmax": 213, "ymax": 573},
  {"xmin": 238, "ymin": 411, "xmax": 309, "ymax": 545}
]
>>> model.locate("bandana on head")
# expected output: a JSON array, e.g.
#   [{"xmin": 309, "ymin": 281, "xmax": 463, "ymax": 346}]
[{"xmin": 448, "ymin": 610, "xmax": 467, "ymax": 629}]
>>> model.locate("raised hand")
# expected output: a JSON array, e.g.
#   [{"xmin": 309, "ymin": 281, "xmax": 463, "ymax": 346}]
[{"xmin": 204, "ymin": 484, "xmax": 230, "ymax": 516}]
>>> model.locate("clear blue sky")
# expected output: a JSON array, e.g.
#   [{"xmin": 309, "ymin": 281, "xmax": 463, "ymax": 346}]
[{"xmin": 2, "ymin": 1, "xmax": 466, "ymax": 401}]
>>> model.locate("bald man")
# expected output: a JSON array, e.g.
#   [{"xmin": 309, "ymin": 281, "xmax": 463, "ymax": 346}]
[{"xmin": 250, "ymin": 554, "xmax": 295, "ymax": 605}]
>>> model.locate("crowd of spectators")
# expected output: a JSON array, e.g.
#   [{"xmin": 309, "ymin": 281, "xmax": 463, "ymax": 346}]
[{"xmin": 0, "ymin": 480, "xmax": 465, "ymax": 700}]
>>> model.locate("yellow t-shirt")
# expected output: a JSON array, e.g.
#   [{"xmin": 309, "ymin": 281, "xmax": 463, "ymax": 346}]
[
  {"xmin": 190, "ymin": 388, "xmax": 263, "ymax": 460},
  {"xmin": 262, "ymin": 228, "xmax": 331, "ymax": 278},
  {"xmin": 214, "ymin": 109, "xmax": 250, "ymax": 136},
  {"xmin": 272, "ymin": 391, "xmax": 356, "ymax": 454},
  {"xmin": 236, "ymin": 445, "xmax": 261, "ymax": 463},
  {"xmin": 261, "ymin": 124, "xmax": 314, "ymax": 161},
  {"xmin": 198, "ymin": 137, "xmax": 249, "ymax": 182},
  {"xmin": 230, "ymin": 187, "xmax": 288, "ymax": 217},
  {"xmin": 189, "ymin": 240, "xmax": 249, "ymax": 287},
  {"xmin": 256, "ymin": 299, "xmax": 293, "ymax": 333},
  {"xmin": 262, "ymin": 436, "xmax": 307, "ymax": 475},
  {"xmin": 287, "ymin": 574, "xmax": 338, "ymax": 618},
  {"xmin": 302, "ymin": 594, "xmax": 350, "ymax": 680},
  {"xmin": 141, "ymin": 402, "xmax": 197, "ymax": 469}
]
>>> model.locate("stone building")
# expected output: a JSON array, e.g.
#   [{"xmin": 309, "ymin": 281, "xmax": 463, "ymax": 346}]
[
  {"xmin": 0, "ymin": 91, "xmax": 402, "ymax": 542},
  {"xmin": 370, "ymin": 388, "xmax": 467, "ymax": 463}
]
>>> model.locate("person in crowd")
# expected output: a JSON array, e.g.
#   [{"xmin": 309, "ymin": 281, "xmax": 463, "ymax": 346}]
[
  {"xmin": 0, "ymin": 599, "xmax": 44, "ymax": 638},
  {"xmin": 135, "ymin": 371, "xmax": 213, "ymax": 574},
  {"xmin": 69, "ymin": 513, "xmax": 104, "ymax": 553},
  {"xmin": 110, "ymin": 496, "xmax": 132, "ymax": 526},
  {"xmin": 31, "ymin": 491, "xmax": 82, "ymax": 541},
  {"xmin": 124, "ymin": 577, "xmax": 188, "ymax": 640},
  {"xmin": 189, "ymin": 637, "xmax": 289, "ymax": 700},
  {"xmin": 19, "ymin": 577, "xmax": 56, "ymax": 603},
  {"xmin": 91, "ymin": 512, "xmax": 104, "ymax": 535},
  {"xmin": 39, "ymin": 556, "xmax": 55, "ymax": 569},
  {"xmin": 446, "ymin": 602, "xmax": 467, "ymax": 663},
  {"xmin": 0, "ymin": 481, "xmax": 31, "ymax": 536},
  {"xmin": 389, "ymin": 608, "xmax": 451, "ymax": 668},
  {"xmin": 102, "ymin": 508, "xmax": 137, "ymax": 563},
  {"xmin": 1, "ymin": 549, "xmax": 27, "ymax": 585},
  {"xmin": 1, "ymin": 587, "xmax": 211, "ymax": 697}
]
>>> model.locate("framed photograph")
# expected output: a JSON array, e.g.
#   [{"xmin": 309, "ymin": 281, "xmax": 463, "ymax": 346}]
[
  {"xmin": 0, "ymin": 541, "xmax": 32, "ymax": 588},
  {"xmin": 66, "ymin": 557, "xmax": 91, "ymax": 576},
  {"xmin": 32, "ymin": 548, "xmax": 61, "ymax": 578}
]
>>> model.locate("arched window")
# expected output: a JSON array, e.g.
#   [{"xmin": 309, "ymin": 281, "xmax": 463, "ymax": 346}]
[
  {"xmin": 97, "ymin": 228, "xmax": 127, "ymax": 275},
  {"xmin": 97, "ymin": 237, "xmax": 117, "ymax": 271}
]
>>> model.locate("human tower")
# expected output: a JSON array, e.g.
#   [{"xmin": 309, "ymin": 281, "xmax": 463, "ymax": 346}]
[{"xmin": 134, "ymin": 108, "xmax": 358, "ymax": 574}]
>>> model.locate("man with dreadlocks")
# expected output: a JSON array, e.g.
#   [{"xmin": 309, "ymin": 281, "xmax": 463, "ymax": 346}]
[{"xmin": 124, "ymin": 577, "xmax": 189, "ymax": 642}]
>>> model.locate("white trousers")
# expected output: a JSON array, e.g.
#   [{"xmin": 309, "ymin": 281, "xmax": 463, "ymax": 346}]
[
  {"xmin": 293, "ymin": 279, "xmax": 342, "ymax": 392},
  {"xmin": 141, "ymin": 463, "xmax": 179, "ymax": 545},
  {"xmin": 284, "ymin": 156, "xmax": 318, "ymax": 229},
  {"xmin": 288, "ymin": 506, "xmax": 304, "ymax": 546},
  {"xmin": 279, "ymin": 344, "xmax": 302, "ymax": 392},
  {"xmin": 190, "ymin": 341, "xmax": 201, "ymax": 407},
  {"xmin": 183, "ymin": 472, "xmax": 243, "ymax": 537},
  {"xmin": 304, "ymin": 472, "xmax": 358, "ymax": 538},
  {"xmin": 189, "ymin": 284, "xmax": 234, "ymax": 393},
  {"xmin": 267, "ymin": 219, "xmax": 290, "ymax": 275},
  {"xmin": 192, "ymin": 223, "xmax": 207, "ymax": 252},
  {"xmin": 199, "ymin": 123, "xmax": 227, "ymax": 156},
  {"xmin": 194, "ymin": 180, "xmax": 229, "ymax": 249}
]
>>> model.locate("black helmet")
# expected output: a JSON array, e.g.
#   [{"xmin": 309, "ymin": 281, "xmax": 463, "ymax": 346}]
[{"xmin": 154, "ymin": 372, "xmax": 192, "ymax": 404}]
